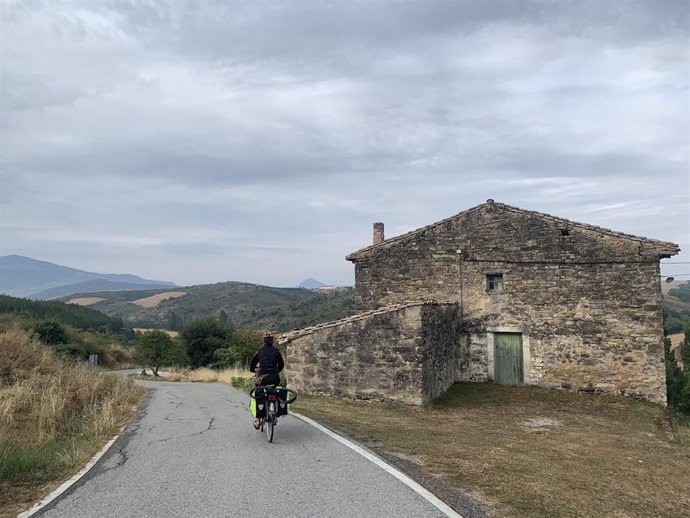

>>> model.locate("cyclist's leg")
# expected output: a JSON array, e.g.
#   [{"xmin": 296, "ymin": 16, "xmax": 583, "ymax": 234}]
[{"xmin": 252, "ymin": 380, "xmax": 267, "ymax": 429}]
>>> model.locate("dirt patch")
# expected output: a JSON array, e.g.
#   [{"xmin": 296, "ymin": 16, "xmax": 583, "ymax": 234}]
[
  {"xmin": 130, "ymin": 291, "xmax": 187, "ymax": 308},
  {"xmin": 669, "ymin": 333, "xmax": 684, "ymax": 349},
  {"xmin": 520, "ymin": 417, "xmax": 562, "ymax": 432},
  {"xmin": 67, "ymin": 297, "xmax": 105, "ymax": 306},
  {"xmin": 670, "ymin": 333, "xmax": 685, "ymax": 368}
]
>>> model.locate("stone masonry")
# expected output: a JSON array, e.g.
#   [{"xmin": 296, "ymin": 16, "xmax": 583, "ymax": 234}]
[
  {"xmin": 345, "ymin": 200, "xmax": 680, "ymax": 404},
  {"xmin": 280, "ymin": 302, "xmax": 460, "ymax": 405}
]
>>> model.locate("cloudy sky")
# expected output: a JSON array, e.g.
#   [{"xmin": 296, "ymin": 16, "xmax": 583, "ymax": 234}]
[{"xmin": 1, "ymin": 0, "xmax": 688, "ymax": 287}]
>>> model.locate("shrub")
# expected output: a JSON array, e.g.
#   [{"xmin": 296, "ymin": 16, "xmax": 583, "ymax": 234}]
[
  {"xmin": 213, "ymin": 328, "xmax": 261, "ymax": 368},
  {"xmin": 180, "ymin": 317, "xmax": 229, "ymax": 368},
  {"xmin": 34, "ymin": 320, "xmax": 68, "ymax": 346}
]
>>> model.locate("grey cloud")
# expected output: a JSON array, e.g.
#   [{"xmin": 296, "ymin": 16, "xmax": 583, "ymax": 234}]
[
  {"xmin": 148, "ymin": 242, "xmax": 308, "ymax": 256},
  {"xmin": 1, "ymin": 0, "xmax": 687, "ymax": 286}
]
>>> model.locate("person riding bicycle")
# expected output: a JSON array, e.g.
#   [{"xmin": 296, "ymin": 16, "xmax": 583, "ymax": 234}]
[{"xmin": 249, "ymin": 331, "xmax": 284, "ymax": 429}]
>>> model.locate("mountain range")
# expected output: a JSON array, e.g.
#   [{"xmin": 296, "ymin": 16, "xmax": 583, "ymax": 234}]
[{"xmin": 0, "ymin": 255, "xmax": 176, "ymax": 299}]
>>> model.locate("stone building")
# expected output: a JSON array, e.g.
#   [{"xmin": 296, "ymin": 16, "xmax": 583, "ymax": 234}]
[{"xmin": 283, "ymin": 200, "xmax": 679, "ymax": 405}]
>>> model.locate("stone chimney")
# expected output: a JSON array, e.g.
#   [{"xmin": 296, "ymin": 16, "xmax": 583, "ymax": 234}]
[{"xmin": 373, "ymin": 222, "xmax": 384, "ymax": 245}]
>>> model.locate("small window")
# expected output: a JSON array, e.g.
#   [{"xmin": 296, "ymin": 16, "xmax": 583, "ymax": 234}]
[{"xmin": 486, "ymin": 274, "xmax": 504, "ymax": 292}]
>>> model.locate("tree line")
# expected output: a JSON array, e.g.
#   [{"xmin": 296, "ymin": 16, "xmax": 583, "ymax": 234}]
[
  {"xmin": 665, "ymin": 328, "xmax": 690, "ymax": 418},
  {"xmin": 135, "ymin": 317, "xmax": 264, "ymax": 376},
  {"xmin": 0, "ymin": 295, "xmax": 125, "ymax": 333}
]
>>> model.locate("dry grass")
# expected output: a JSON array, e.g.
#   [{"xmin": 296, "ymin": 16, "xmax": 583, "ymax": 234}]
[
  {"xmin": 669, "ymin": 333, "xmax": 685, "ymax": 368},
  {"xmin": 0, "ymin": 327, "xmax": 145, "ymax": 515},
  {"xmin": 294, "ymin": 383, "xmax": 690, "ymax": 518},
  {"xmin": 66, "ymin": 297, "xmax": 105, "ymax": 306},
  {"xmin": 161, "ymin": 366, "xmax": 254, "ymax": 387},
  {"xmin": 669, "ymin": 333, "xmax": 685, "ymax": 349},
  {"xmin": 130, "ymin": 291, "xmax": 187, "ymax": 308},
  {"xmin": 133, "ymin": 327, "xmax": 179, "ymax": 338}
]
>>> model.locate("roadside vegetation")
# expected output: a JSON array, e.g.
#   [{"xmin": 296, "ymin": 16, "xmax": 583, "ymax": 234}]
[
  {"xmin": 152, "ymin": 366, "xmax": 255, "ymax": 390},
  {"xmin": 665, "ymin": 328, "xmax": 690, "ymax": 424},
  {"xmin": 0, "ymin": 312, "xmax": 138, "ymax": 369},
  {"xmin": 134, "ymin": 316, "xmax": 264, "ymax": 374},
  {"xmin": 294, "ymin": 384, "xmax": 690, "ymax": 518},
  {"xmin": 0, "ymin": 327, "xmax": 145, "ymax": 515}
]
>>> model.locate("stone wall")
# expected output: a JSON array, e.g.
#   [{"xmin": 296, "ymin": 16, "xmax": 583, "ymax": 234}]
[
  {"xmin": 281, "ymin": 302, "xmax": 459, "ymax": 405},
  {"xmin": 421, "ymin": 304, "xmax": 461, "ymax": 401},
  {"xmin": 348, "ymin": 201, "xmax": 673, "ymax": 404}
]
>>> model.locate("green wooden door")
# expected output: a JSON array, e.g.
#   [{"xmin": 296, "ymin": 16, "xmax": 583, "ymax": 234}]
[{"xmin": 494, "ymin": 333, "xmax": 523, "ymax": 385}]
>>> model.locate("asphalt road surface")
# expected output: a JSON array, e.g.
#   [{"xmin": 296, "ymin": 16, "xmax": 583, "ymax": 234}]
[{"xmin": 35, "ymin": 380, "xmax": 452, "ymax": 518}]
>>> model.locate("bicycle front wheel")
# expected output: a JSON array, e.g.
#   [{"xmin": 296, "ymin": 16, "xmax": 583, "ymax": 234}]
[{"xmin": 266, "ymin": 402, "xmax": 276, "ymax": 442}]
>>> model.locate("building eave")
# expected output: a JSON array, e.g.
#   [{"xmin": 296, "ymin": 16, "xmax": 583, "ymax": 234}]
[{"xmin": 345, "ymin": 200, "xmax": 680, "ymax": 261}]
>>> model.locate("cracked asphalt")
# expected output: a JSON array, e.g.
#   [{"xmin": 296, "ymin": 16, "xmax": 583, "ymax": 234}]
[{"xmin": 35, "ymin": 381, "xmax": 451, "ymax": 518}]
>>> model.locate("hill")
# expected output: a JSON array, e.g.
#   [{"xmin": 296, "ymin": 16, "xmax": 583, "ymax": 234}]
[
  {"xmin": 297, "ymin": 278, "xmax": 326, "ymax": 289},
  {"xmin": 31, "ymin": 279, "xmax": 176, "ymax": 300},
  {"xmin": 66, "ymin": 282, "xmax": 355, "ymax": 332},
  {"xmin": 0, "ymin": 255, "xmax": 175, "ymax": 298},
  {"xmin": 664, "ymin": 280, "xmax": 690, "ymax": 334},
  {"xmin": 0, "ymin": 294, "xmax": 125, "ymax": 332}
]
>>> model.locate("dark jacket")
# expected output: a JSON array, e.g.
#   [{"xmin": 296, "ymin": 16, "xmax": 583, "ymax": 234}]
[{"xmin": 249, "ymin": 345, "xmax": 285, "ymax": 377}]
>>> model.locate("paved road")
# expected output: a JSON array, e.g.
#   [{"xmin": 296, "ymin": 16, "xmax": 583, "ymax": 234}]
[{"xmin": 36, "ymin": 381, "xmax": 451, "ymax": 518}]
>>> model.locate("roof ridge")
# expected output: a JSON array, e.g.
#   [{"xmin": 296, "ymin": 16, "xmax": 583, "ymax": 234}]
[
  {"xmin": 346, "ymin": 202, "xmax": 487, "ymax": 260},
  {"xmin": 494, "ymin": 202, "xmax": 678, "ymax": 248},
  {"xmin": 346, "ymin": 200, "xmax": 679, "ymax": 260}
]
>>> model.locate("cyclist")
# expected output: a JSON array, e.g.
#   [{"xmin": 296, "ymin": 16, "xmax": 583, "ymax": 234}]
[{"xmin": 249, "ymin": 331, "xmax": 284, "ymax": 429}]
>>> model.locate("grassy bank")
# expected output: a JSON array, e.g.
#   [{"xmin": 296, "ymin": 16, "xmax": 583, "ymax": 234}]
[
  {"xmin": 293, "ymin": 383, "xmax": 690, "ymax": 518},
  {"xmin": 0, "ymin": 313, "xmax": 138, "ymax": 369},
  {"xmin": 0, "ymin": 328, "xmax": 145, "ymax": 515},
  {"xmin": 136, "ymin": 366, "xmax": 256, "ymax": 391}
]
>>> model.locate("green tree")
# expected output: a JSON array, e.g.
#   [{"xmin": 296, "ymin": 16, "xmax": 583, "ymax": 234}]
[
  {"xmin": 34, "ymin": 320, "xmax": 68, "ymax": 345},
  {"xmin": 213, "ymin": 328, "xmax": 261, "ymax": 368},
  {"xmin": 180, "ymin": 317, "xmax": 229, "ymax": 368},
  {"xmin": 217, "ymin": 310, "xmax": 232, "ymax": 330},
  {"xmin": 665, "ymin": 337, "xmax": 683, "ymax": 409},
  {"xmin": 678, "ymin": 328, "xmax": 690, "ymax": 415},
  {"xmin": 137, "ymin": 330, "xmax": 176, "ymax": 376},
  {"xmin": 665, "ymin": 328, "xmax": 690, "ymax": 415},
  {"xmin": 167, "ymin": 311, "xmax": 183, "ymax": 331},
  {"xmin": 669, "ymin": 284, "xmax": 690, "ymax": 303}
]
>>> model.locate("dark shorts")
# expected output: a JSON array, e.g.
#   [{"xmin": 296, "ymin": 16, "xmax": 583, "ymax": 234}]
[{"xmin": 255, "ymin": 373, "xmax": 280, "ymax": 387}]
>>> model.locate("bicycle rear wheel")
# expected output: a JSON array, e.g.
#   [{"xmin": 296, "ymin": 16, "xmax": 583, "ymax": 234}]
[{"xmin": 266, "ymin": 402, "xmax": 276, "ymax": 442}]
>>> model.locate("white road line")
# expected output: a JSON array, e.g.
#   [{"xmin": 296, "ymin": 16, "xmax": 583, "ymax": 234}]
[
  {"xmin": 292, "ymin": 412, "xmax": 464, "ymax": 518},
  {"xmin": 17, "ymin": 426, "xmax": 126, "ymax": 518}
]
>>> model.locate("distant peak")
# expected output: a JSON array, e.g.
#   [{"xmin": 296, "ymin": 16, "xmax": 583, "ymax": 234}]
[{"xmin": 297, "ymin": 278, "xmax": 326, "ymax": 289}]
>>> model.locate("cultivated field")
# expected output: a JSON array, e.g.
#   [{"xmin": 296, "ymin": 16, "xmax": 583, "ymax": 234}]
[
  {"xmin": 662, "ymin": 279, "xmax": 685, "ymax": 296},
  {"xmin": 670, "ymin": 332, "xmax": 685, "ymax": 348},
  {"xmin": 130, "ymin": 291, "xmax": 187, "ymax": 308},
  {"xmin": 132, "ymin": 327, "xmax": 179, "ymax": 338}
]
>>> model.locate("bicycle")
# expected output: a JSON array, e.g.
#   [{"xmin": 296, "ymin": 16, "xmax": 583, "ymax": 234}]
[{"xmin": 249, "ymin": 385, "xmax": 298, "ymax": 442}]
